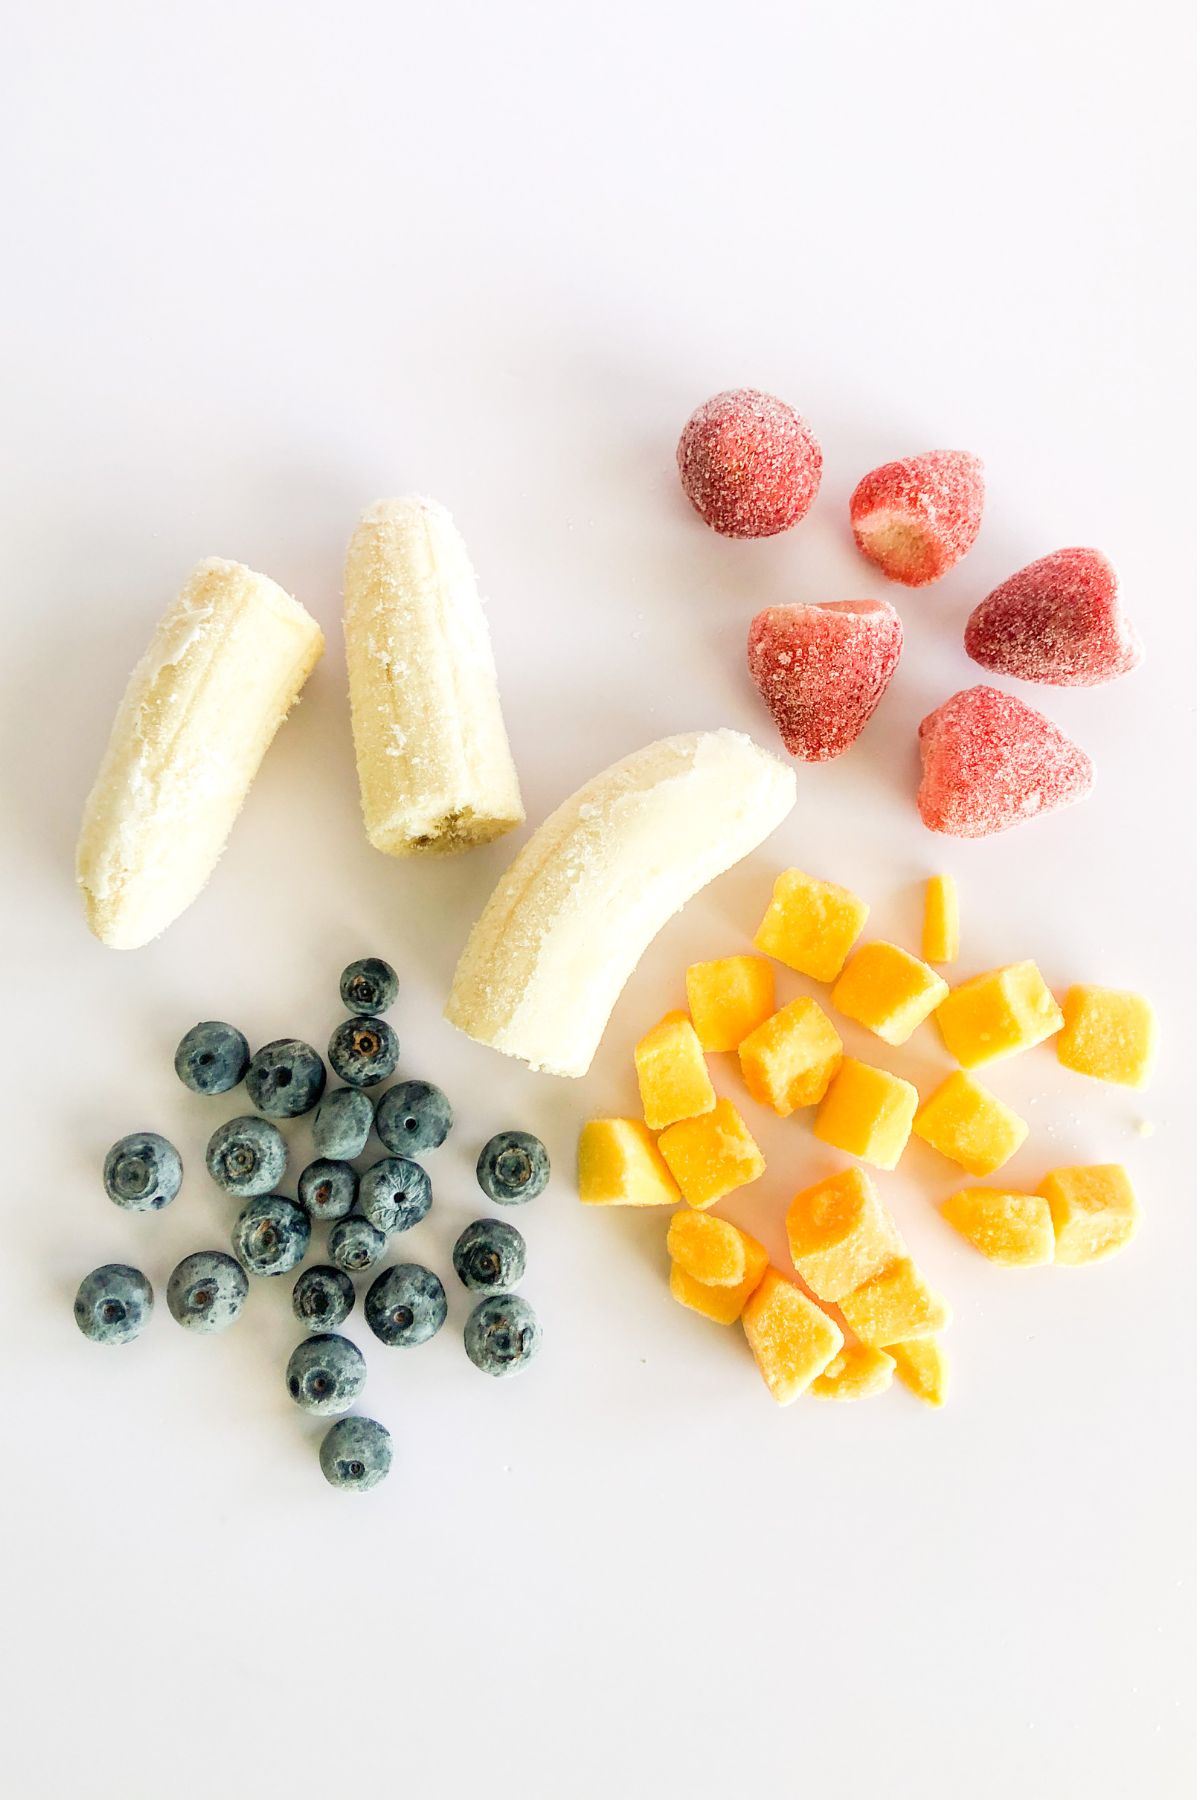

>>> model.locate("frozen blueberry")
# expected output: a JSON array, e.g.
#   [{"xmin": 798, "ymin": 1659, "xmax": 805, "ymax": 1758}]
[
  {"xmin": 365, "ymin": 1264, "xmax": 447, "ymax": 1348},
  {"xmin": 167, "ymin": 1251, "xmax": 248, "ymax": 1333},
  {"xmin": 452, "ymin": 1218, "xmax": 526, "ymax": 1294},
  {"xmin": 206, "ymin": 1115, "xmax": 286, "ymax": 1198},
  {"xmin": 340, "ymin": 957, "xmax": 398, "ymax": 1016},
  {"xmin": 293, "ymin": 1265, "xmax": 355, "ymax": 1331},
  {"xmin": 285, "ymin": 1333, "xmax": 365, "ymax": 1416},
  {"xmin": 74, "ymin": 1264, "xmax": 153, "ymax": 1345},
  {"xmin": 103, "ymin": 1131, "xmax": 182, "ymax": 1212},
  {"xmin": 464, "ymin": 1293, "xmax": 542, "ymax": 1377},
  {"xmin": 319, "ymin": 1416, "xmax": 392, "ymax": 1492},
  {"xmin": 358, "ymin": 1157, "xmax": 432, "ymax": 1235},
  {"xmin": 328, "ymin": 1214, "xmax": 388, "ymax": 1276},
  {"xmin": 232, "ymin": 1195, "xmax": 310, "ymax": 1277},
  {"xmin": 376, "ymin": 1081, "xmax": 453, "ymax": 1156},
  {"xmin": 327, "ymin": 1017, "xmax": 399, "ymax": 1089},
  {"xmin": 312, "ymin": 1087, "xmax": 375, "ymax": 1161},
  {"xmin": 245, "ymin": 1038, "xmax": 326, "ymax": 1118},
  {"xmin": 298, "ymin": 1159, "xmax": 358, "ymax": 1222},
  {"xmin": 174, "ymin": 1021, "xmax": 250, "ymax": 1096},
  {"xmin": 476, "ymin": 1131, "xmax": 550, "ymax": 1206}
]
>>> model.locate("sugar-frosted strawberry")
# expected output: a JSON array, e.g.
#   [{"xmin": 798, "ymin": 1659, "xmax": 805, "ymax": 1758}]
[
  {"xmin": 850, "ymin": 450, "xmax": 984, "ymax": 586},
  {"xmin": 917, "ymin": 685, "xmax": 1093, "ymax": 838},
  {"xmin": 964, "ymin": 547, "xmax": 1144, "ymax": 686},
  {"xmin": 677, "ymin": 388, "xmax": 822, "ymax": 538},
  {"xmin": 747, "ymin": 599, "xmax": 903, "ymax": 761}
]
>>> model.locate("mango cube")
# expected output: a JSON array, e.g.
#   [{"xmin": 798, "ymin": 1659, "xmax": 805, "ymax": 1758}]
[
  {"xmin": 578, "ymin": 1118, "xmax": 680, "ymax": 1207},
  {"xmin": 634, "ymin": 1010, "xmax": 716, "ymax": 1131},
  {"xmin": 936, "ymin": 960, "xmax": 1063, "ymax": 1069},
  {"xmin": 922, "ymin": 874, "xmax": 959, "ymax": 964},
  {"xmin": 753, "ymin": 868, "xmax": 869, "ymax": 982},
  {"xmin": 1039, "ymin": 1164, "xmax": 1140, "ymax": 1265},
  {"xmin": 666, "ymin": 1211, "xmax": 765, "ymax": 1288},
  {"xmin": 740, "ymin": 1269, "xmax": 843, "ymax": 1404},
  {"xmin": 811, "ymin": 1343, "xmax": 896, "ymax": 1402},
  {"xmin": 668, "ymin": 1223, "xmax": 769, "ymax": 1324},
  {"xmin": 940, "ymin": 1188, "xmax": 1054, "ymax": 1266},
  {"xmin": 685, "ymin": 955, "xmax": 776, "ymax": 1053},
  {"xmin": 839, "ymin": 1257, "xmax": 952, "ymax": 1347},
  {"xmin": 657, "ymin": 1098, "xmax": 765, "ymax": 1211},
  {"xmin": 831, "ymin": 941, "xmax": 949, "ymax": 1046},
  {"xmin": 887, "ymin": 1337, "xmax": 949, "ymax": 1407},
  {"xmin": 737, "ymin": 996, "xmax": 843, "ymax": 1116},
  {"xmin": 813, "ymin": 1058, "xmax": 918, "ymax": 1171},
  {"xmin": 785, "ymin": 1166, "xmax": 903, "ymax": 1301},
  {"xmin": 1057, "ymin": 985, "xmax": 1158, "ymax": 1089},
  {"xmin": 913, "ymin": 1071, "xmax": 1028, "ymax": 1176}
]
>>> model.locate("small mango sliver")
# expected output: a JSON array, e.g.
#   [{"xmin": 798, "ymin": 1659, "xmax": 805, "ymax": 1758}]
[
  {"xmin": 922, "ymin": 874, "xmax": 959, "ymax": 964},
  {"xmin": 811, "ymin": 1343, "xmax": 896, "ymax": 1402},
  {"xmin": 886, "ymin": 1337, "xmax": 949, "ymax": 1407}
]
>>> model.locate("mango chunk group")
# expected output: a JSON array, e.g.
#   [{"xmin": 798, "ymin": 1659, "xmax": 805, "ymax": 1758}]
[
  {"xmin": 1057, "ymin": 985, "xmax": 1158, "ymax": 1089},
  {"xmin": 667, "ymin": 1211, "xmax": 759, "ymax": 1288},
  {"xmin": 738, "ymin": 996, "xmax": 843, "ymax": 1116},
  {"xmin": 811, "ymin": 1343, "xmax": 896, "ymax": 1402},
  {"xmin": 940, "ymin": 1188, "xmax": 1055, "ymax": 1266},
  {"xmin": 913, "ymin": 1071, "xmax": 1028, "ymax": 1176},
  {"xmin": 922, "ymin": 874, "xmax": 959, "ymax": 964},
  {"xmin": 936, "ymin": 960, "xmax": 1063, "ymax": 1069},
  {"xmin": 741, "ymin": 1269, "xmax": 844, "ymax": 1405},
  {"xmin": 1039, "ymin": 1164, "xmax": 1140, "ymax": 1265},
  {"xmin": 658, "ymin": 1098, "xmax": 765, "ymax": 1211},
  {"xmin": 634, "ymin": 1010, "xmax": 716, "ymax": 1131},
  {"xmin": 578, "ymin": 1118, "xmax": 680, "ymax": 1207},
  {"xmin": 753, "ymin": 868, "xmax": 869, "ymax": 982},
  {"xmin": 838, "ymin": 1257, "xmax": 952, "ymax": 1347},
  {"xmin": 887, "ymin": 1337, "xmax": 949, "ymax": 1407},
  {"xmin": 831, "ymin": 941, "xmax": 949, "ymax": 1046},
  {"xmin": 785, "ymin": 1166, "xmax": 902, "ymax": 1301},
  {"xmin": 814, "ymin": 1057, "xmax": 918, "ymax": 1171},
  {"xmin": 685, "ymin": 955, "xmax": 776, "ymax": 1053}
]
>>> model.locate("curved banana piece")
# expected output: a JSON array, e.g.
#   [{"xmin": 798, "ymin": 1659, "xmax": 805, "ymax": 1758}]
[
  {"xmin": 445, "ymin": 729, "xmax": 796, "ymax": 1077},
  {"xmin": 77, "ymin": 559, "xmax": 324, "ymax": 948},
  {"xmin": 343, "ymin": 496, "xmax": 524, "ymax": 855}
]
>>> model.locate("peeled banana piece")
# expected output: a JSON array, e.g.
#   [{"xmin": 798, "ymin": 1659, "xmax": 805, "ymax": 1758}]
[
  {"xmin": 343, "ymin": 496, "xmax": 524, "ymax": 855},
  {"xmin": 77, "ymin": 559, "xmax": 324, "ymax": 948},
  {"xmin": 445, "ymin": 729, "xmax": 796, "ymax": 1077}
]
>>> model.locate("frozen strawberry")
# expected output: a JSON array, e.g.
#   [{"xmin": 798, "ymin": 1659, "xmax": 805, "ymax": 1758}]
[
  {"xmin": 677, "ymin": 388, "xmax": 822, "ymax": 538},
  {"xmin": 917, "ymin": 685, "xmax": 1094, "ymax": 838},
  {"xmin": 747, "ymin": 600, "xmax": 903, "ymax": 761},
  {"xmin": 964, "ymin": 547, "xmax": 1144, "ymax": 686},
  {"xmin": 850, "ymin": 450, "xmax": 984, "ymax": 586}
]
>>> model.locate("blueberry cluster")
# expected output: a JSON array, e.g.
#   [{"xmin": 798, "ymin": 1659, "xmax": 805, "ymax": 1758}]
[{"xmin": 75, "ymin": 957, "xmax": 548, "ymax": 1490}]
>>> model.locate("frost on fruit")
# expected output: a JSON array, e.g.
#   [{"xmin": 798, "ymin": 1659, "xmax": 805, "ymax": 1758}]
[
  {"xmin": 740, "ymin": 1269, "xmax": 843, "ymax": 1404},
  {"xmin": 917, "ymin": 686, "xmax": 1094, "ymax": 839},
  {"xmin": 964, "ymin": 548, "xmax": 1143, "ymax": 687},
  {"xmin": 1039, "ymin": 1165, "xmax": 1140, "ymax": 1265},
  {"xmin": 738, "ymin": 996, "xmax": 843, "ymax": 1116},
  {"xmin": 657, "ymin": 1099, "xmax": 766, "ymax": 1211},
  {"xmin": 1056, "ymin": 985, "xmax": 1157, "ymax": 1089},
  {"xmin": 849, "ymin": 450, "xmax": 984, "ymax": 587},
  {"xmin": 753, "ymin": 868, "xmax": 869, "ymax": 982},
  {"xmin": 939, "ymin": 1188, "xmax": 1054, "ymax": 1267},
  {"xmin": 913, "ymin": 1072, "xmax": 1029, "ymax": 1176},
  {"xmin": 746, "ymin": 599, "xmax": 903, "ymax": 761},
  {"xmin": 685, "ymin": 955, "xmax": 776, "ymax": 1053},
  {"xmin": 785, "ymin": 1166, "xmax": 903, "ymax": 1302},
  {"xmin": 936, "ymin": 961, "xmax": 1063, "ymax": 1069},
  {"xmin": 830, "ymin": 941, "xmax": 948, "ymax": 1047},
  {"xmin": 577, "ymin": 1119, "xmax": 680, "ymax": 1207},
  {"xmin": 813, "ymin": 1058, "xmax": 918, "ymax": 1172},
  {"xmin": 634, "ymin": 1011, "xmax": 716, "ymax": 1131}
]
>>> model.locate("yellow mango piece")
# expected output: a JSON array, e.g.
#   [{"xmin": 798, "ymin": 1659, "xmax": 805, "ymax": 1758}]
[
  {"xmin": 913, "ymin": 1070, "xmax": 1028, "ymax": 1176},
  {"xmin": 578, "ymin": 1118, "xmax": 680, "ymax": 1207},
  {"xmin": 737, "ymin": 996, "xmax": 843, "ymax": 1116},
  {"xmin": 785, "ymin": 1166, "xmax": 903, "ymax": 1301},
  {"xmin": 685, "ymin": 955, "xmax": 776, "ymax": 1053},
  {"xmin": 666, "ymin": 1211, "xmax": 766, "ymax": 1288},
  {"xmin": 753, "ymin": 868, "xmax": 869, "ymax": 982},
  {"xmin": 670, "ymin": 1237, "xmax": 770, "ymax": 1324},
  {"xmin": 936, "ymin": 960, "xmax": 1063, "ymax": 1069},
  {"xmin": 839, "ymin": 1257, "xmax": 952, "ymax": 1347},
  {"xmin": 831, "ymin": 941, "xmax": 949, "ymax": 1047},
  {"xmin": 887, "ymin": 1337, "xmax": 949, "ymax": 1407},
  {"xmin": 922, "ymin": 874, "xmax": 959, "ymax": 964},
  {"xmin": 657, "ymin": 1098, "xmax": 766, "ymax": 1211},
  {"xmin": 940, "ymin": 1187, "xmax": 1054, "ymax": 1266},
  {"xmin": 1057, "ymin": 985, "xmax": 1158, "ymax": 1089},
  {"xmin": 1039, "ymin": 1165, "xmax": 1140, "ymax": 1266},
  {"xmin": 811, "ymin": 1343, "xmax": 896, "ymax": 1401},
  {"xmin": 741, "ymin": 1269, "xmax": 843, "ymax": 1404},
  {"xmin": 813, "ymin": 1057, "xmax": 918, "ymax": 1171},
  {"xmin": 634, "ymin": 1010, "xmax": 716, "ymax": 1131}
]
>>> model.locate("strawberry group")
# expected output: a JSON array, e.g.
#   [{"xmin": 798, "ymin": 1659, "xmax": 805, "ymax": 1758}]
[
  {"xmin": 964, "ymin": 547, "xmax": 1143, "ymax": 686},
  {"xmin": 747, "ymin": 600, "xmax": 903, "ymax": 761},
  {"xmin": 917, "ymin": 686, "xmax": 1094, "ymax": 838}
]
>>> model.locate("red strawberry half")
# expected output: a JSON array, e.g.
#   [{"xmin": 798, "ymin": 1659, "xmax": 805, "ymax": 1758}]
[
  {"xmin": 964, "ymin": 547, "xmax": 1144, "ymax": 686},
  {"xmin": 850, "ymin": 450, "xmax": 984, "ymax": 586},
  {"xmin": 917, "ymin": 685, "xmax": 1094, "ymax": 838},
  {"xmin": 747, "ymin": 599, "xmax": 903, "ymax": 760}
]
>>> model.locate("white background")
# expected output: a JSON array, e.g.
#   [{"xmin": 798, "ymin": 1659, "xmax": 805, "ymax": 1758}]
[{"xmin": 1, "ymin": 3, "xmax": 1194, "ymax": 1795}]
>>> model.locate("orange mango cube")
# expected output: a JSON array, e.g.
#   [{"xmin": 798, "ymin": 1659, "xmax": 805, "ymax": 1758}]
[
  {"xmin": 839, "ymin": 1257, "xmax": 952, "ymax": 1347},
  {"xmin": 913, "ymin": 1071, "xmax": 1028, "ymax": 1176},
  {"xmin": 1039, "ymin": 1164, "xmax": 1140, "ymax": 1265},
  {"xmin": 785, "ymin": 1166, "xmax": 903, "ymax": 1301},
  {"xmin": 669, "ymin": 1240, "xmax": 770, "ymax": 1325},
  {"xmin": 811, "ymin": 1343, "xmax": 896, "ymax": 1402},
  {"xmin": 657, "ymin": 1098, "xmax": 765, "ymax": 1211},
  {"xmin": 685, "ymin": 955, "xmax": 776, "ymax": 1053},
  {"xmin": 737, "ymin": 996, "xmax": 843, "ymax": 1116},
  {"xmin": 940, "ymin": 1187, "xmax": 1055, "ymax": 1266},
  {"xmin": 753, "ymin": 869, "xmax": 869, "ymax": 982},
  {"xmin": 887, "ymin": 1337, "xmax": 949, "ymax": 1407},
  {"xmin": 741, "ymin": 1269, "xmax": 843, "ymax": 1404},
  {"xmin": 831, "ymin": 941, "xmax": 949, "ymax": 1046},
  {"xmin": 666, "ymin": 1211, "xmax": 765, "ymax": 1288},
  {"xmin": 634, "ymin": 1010, "xmax": 716, "ymax": 1131},
  {"xmin": 578, "ymin": 1118, "xmax": 680, "ymax": 1207},
  {"xmin": 813, "ymin": 1057, "xmax": 918, "ymax": 1171},
  {"xmin": 1057, "ymin": 985, "xmax": 1158, "ymax": 1089},
  {"xmin": 922, "ymin": 874, "xmax": 959, "ymax": 964},
  {"xmin": 936, "ymin": 960, "xmax": 1063, "ymax": 1069}
]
